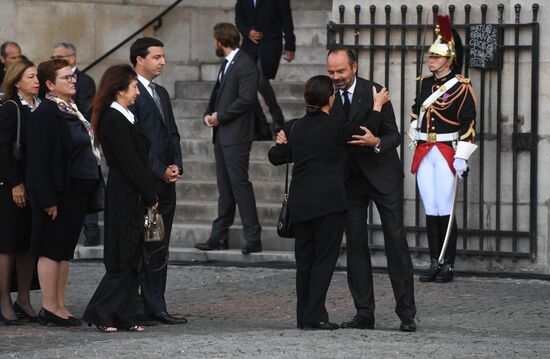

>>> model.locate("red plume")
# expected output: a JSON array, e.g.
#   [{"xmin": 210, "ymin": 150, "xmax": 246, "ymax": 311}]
[{"xmin": 437, "ymin": 16, "xmax": 453, "ymax": 43}]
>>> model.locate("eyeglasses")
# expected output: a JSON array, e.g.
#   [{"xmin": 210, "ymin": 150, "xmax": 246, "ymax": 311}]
[{"xmin": 56, "ymin": 74, "xmax": 77, "ymax": 82}]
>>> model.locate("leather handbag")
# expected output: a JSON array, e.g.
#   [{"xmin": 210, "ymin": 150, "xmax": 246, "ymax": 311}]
[
  {"xmin": 4, "ymin": 100, "xmax": 22, "ymax": 160},
  {"xmin": 144, "ymin": 208, "xmax": 165, "ymax": 243},
  {"xmin": 276, "ymin": 121, "xmax": 297, "ymax": 238},
  {"xmin": 86, "ymin": 165, "xmax": 105, "ymax": 214}
]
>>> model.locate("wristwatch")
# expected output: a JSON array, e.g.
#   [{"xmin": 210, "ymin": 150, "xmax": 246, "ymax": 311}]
[{"xmin": 373, "ymin": 138, "xmax": 381, "ymax": 153}]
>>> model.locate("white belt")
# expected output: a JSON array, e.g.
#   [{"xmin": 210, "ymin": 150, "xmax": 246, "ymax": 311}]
[{"xmin": 415, "ymin": 131, "xmax": 459, "ymax": 142}]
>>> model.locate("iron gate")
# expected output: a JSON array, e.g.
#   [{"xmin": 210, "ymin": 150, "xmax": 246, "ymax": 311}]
[{"xmin": 327, "ymin": 3, "xmax": 540, "ymax": 260}]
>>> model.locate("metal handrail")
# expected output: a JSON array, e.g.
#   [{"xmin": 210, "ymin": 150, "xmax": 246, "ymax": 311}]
[{"xmin": 82, "ymin": 0, "xmax": 183, "ymax": 73}]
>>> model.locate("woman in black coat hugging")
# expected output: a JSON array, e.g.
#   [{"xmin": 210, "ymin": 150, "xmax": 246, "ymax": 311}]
[
  {"xmin": 83, "ymin": 64, "xmax": 157, "ymax": 333},
  {"xmin": 27, "ymin": 59, "xmax": 99, "ymax": 326},
  {"xmin": 268, "ymin": 75, "xmax": 349, "ymax": 330},
  {"xmin": 0, "ymin": 59, "xmax": 40, "ymax": 325}
]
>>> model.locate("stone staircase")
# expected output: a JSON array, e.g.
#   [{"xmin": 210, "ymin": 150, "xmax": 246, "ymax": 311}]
[{"xmin": 76, "ymin": 1, "xmax": 334, "ymax": 263}]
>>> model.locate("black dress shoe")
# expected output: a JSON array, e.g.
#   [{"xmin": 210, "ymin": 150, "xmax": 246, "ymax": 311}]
[
  {"xmin": 83, "ymin": 237, "xmax": 99, "ymax": 247},
  {"xmin": 1, "ymin": 310, "xmax": 22, "ymax": 326},
  {"xmin": 303, "ymin": 321, "xmax": 340, "ymax": 330},
  {"xmin": 340, "ymin": 315, "xmax": 375, "ymax": 329},
  {"xmin": 151, "ymin": 311, "xmax": 188, "ymax": 325},
  {"xmin": 419, "ymin": 258, "xmax": 441, "ymax": 282},
  {"xmin": 399, "ymin": 317, "xmax": 417, "ymax": 332},
  {"xmin": 241, "ymin": 242, "xmax": 262, "ymax": 254},
  {"xmin": 195, "ymin": 241, "xmax": 228, "ymax": 251},
  {"xmin": 38, "ymin": 308, "xmax": 76, "ymax": 327},
  {"xmin": 13, "ymin": 302, "xmax": 39, "ymax": 323}
]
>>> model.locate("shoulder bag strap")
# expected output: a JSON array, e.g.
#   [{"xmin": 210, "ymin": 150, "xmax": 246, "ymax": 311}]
[
  {"xmin": 5, "ymin": 100, "xmax": 21, "ymax": 146},
  {"xmin": 283, "ymin": 120, "xmax": 298, "ymax": 197}
]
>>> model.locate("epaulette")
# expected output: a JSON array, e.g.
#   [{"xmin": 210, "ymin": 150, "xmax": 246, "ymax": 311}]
[
  {"xmin": 416, "ymin": 73, "xmax": 433, "ymax": 81},
  {"xmin": 455, "ymin": 74, "xmax": 471, "ymax": 84}
]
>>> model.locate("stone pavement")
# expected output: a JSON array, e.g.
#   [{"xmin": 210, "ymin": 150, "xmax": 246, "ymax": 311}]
[{"xmin": 1, "ymin": 262, "xmax": 549, "ymax": 358}]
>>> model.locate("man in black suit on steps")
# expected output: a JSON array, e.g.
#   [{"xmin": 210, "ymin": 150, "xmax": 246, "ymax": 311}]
[
  {"xmin": 129, "ymin": 37, "xmax": 186, "ymax": 325},
  {"xmin": 194, "ymin": 23, "xmax": 262, "ymax": 255},
  {"xmin": 278, "ymin": 49, "xmax": 417, "ymax": 332}
]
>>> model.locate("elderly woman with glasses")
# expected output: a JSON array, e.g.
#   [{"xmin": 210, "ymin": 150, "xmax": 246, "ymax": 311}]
[
  {"xmin": 0, "ymin": 59, "xmax": 40, "ymax": 325},
  {"xmin": 26, "ymin": 59, "xmax": 99, "ymax": 326}
]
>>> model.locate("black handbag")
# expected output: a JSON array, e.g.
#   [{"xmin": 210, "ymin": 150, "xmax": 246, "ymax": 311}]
[
  {"xmin": 4, "ymin": 100, "xmax": 22, "ymax": 160},
  {"xmin": 86, "ymin": 165, "xmax": 105, "ymax": 214},
  {"xmin": 276, "ymin": 122, "xmax": 296, "ymax": 238}
]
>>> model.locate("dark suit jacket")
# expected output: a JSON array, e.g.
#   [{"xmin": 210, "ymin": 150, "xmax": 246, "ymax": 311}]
[
  {"xmin": 334, "ymin": 76, "xmax": 403, "ymax": 195},
  {"xmin": 74, "ymin": 68, "xmax": 96, "ymax": 120},
  {"xmin": 129, "ymin": 80, "xmax": 182, "ymax": 184},
  {"xmin": 0, "ymin": 97, "xmax": 31, "ymax": 188},
  {"xmin": 235, "ymin": 0, "xmax": 296, "ymax": 79},
  {"xmin": 206, "ymin": 50, "xmax": 258, "ymax": 146},
  {"xmin": 26, "ymin": 99, "xmax": 72, "ymax": 210},
  {"xmin": 0, "ymin": 65, "xmax": 5, "ymax": 87},
  {"xmin": 268, "ymin": 112, "xmax": 349, "ymax": 223}
]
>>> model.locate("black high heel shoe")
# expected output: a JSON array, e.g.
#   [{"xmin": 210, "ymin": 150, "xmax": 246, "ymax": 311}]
[
  {"xmin": 0, "ymin": 309, "xmax": 22, "ymax": 326},
  {"xmin": 13, "ymin": 302, "xmax": 39, "ymax": 323},
  {"xmin": 38, "ymin": 308, "xmax": 74, "ymax": 327}
]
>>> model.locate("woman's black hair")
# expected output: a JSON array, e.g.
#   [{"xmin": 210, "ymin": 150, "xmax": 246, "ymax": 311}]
[{"xmin": 304, "ymin": 75, "xmax": 333, "ymax": 113}]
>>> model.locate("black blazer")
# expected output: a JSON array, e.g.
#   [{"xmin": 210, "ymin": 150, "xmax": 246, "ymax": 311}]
[
  {"xmin": 206, "ymin": 50, "xmax": 258, "ymax": 146},
  {"xmin": 268, "ymin": 111, "xmax": 349, "ymax": 223},
  {"xmin": 74, "ymin": 68, "xmax": 96, "ymax": 120},
  {"xmin": 235, "ymin": 0, "xmax": 296, "ymax": 79},
  {"xmin": 129, "ymin": 80, "xmax": 182, "ymax": 184},
  {"xmin": 0, "ymin": 97, "xmax": 31, "ymax": 188},
  {"xmin": 26, "ymin": 99, "xmax": 72, "ymax": 210},
  {"xmin": 333, "ymin": 76, "xmax": 403, "ymax": 195}
]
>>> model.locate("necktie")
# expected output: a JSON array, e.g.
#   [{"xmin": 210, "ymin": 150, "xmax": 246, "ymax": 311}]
[
  {"xmin": 343, "ymin": 90, "xmax": 351, "ymax": 119},
  {"xmin": 149, "ymin": 82, "xmax": 165, "ymax": 123},
  {"xmin": 218, "ymin": 59, "xmax": 228, "ymax": 85}
]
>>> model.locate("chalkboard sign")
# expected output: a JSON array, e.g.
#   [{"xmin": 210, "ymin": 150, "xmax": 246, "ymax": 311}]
[{"xmin": 469, "ymin": 24, "xmax": 499, "ymax": 69}]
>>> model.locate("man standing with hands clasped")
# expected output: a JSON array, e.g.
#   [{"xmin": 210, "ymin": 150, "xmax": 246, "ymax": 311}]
[
  {"xmin": 129, "ymin": 37, "xmax": 186, "ymax": 326},
  {"xmin": 195, "ymin": 23, "xmax": 262, "ymax": 255},
  {"xmin": 277, "ymin": 49, "xmax": 417, "ymax": 332}
]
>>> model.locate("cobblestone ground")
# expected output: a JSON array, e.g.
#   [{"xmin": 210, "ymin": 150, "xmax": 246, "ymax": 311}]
[{"xmin": 1, "ymin": 262, "xmax": 549, "ymax": 358}]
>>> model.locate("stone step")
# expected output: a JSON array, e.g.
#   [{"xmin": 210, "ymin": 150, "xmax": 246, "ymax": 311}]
[
  {"xmin": 175, "ymin": 200, "xmax": 281, "ymax": 226},
  {"xmin": 176, "ymin": 118, "xmax": 212, "ymax": 140},
  {"xmin": 181, "ymin": 158, "xmax": 286, "ymax": 181},
  {"xmin": 175, "ymin": 81, "xmax": 306, "ymax": 101},
  {"xmin": 291, "ymin": 10, "xmax": 332, "ymax": 27},
  {"xmin": 180, "ymin": 139, "xmax": 274, "ymax": 161},
  {"xmin": 293, "ymin": 27, "xmax": 328, "ymax": 47},
  {"xmin": 200, "ymin": 63, "xmax": 327, "ymax": 82},
  {"xmin": 177, "ymin": 179, "xmax": 285, "ymax": 203},
  {"xmin": 172, "ymin": 98, "xmax": 306, "ymax": 121}
]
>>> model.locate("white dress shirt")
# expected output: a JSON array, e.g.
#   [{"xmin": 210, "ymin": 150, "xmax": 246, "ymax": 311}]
[{"xmin": 110, "ymin": 101, "xmax": 135, "ymax": 124}]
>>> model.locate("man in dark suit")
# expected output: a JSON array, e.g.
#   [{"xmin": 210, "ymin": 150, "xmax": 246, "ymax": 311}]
[
  {"xmin": 194, "ymin": 23, "xmax": 262, "ymax": 254},
  {"xmin": 235, "ymin": 0, "xmax": 296, "ymax": 133},
  {"xmin": 52, "ymin": 42, "xmax": 98, "ymax": 246},
  {"xmin": 0, "ymin": 41, "xmax": 22, "ymax": 93},
  {"xmin": 277, "ymin": 49, "xmax": 417, "ymax": 332},
  {"xmin": 129, "ymin": 37, "xmax": 186, "ymax": 325}
]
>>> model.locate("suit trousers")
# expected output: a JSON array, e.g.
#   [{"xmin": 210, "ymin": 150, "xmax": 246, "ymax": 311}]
[
  {"xmin": 345, "ymin": 176, "xmax": 416, "ymax": 320},
  {"xmin": 255, "ymin": 58, "xmax": 284, "ymax": 129},
  {"xmin": 210, "ymin": 140, "xmax": 261, "ymax": 245},
  {"xmin": 293, "ymin": 212, "xmax": 345, "ymax": 326},
  {"xmin": 83, "ymin": 268, "xmax": 139, "ymax": 329},
  {"xmin": 137, "ymin": 181, "xmax": 176, "ymax": 314}
]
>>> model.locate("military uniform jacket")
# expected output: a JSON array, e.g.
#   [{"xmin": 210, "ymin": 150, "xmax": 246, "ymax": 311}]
[{"xmin": 410, "ymin": 71, "xmax": 477, "ymax": 173}]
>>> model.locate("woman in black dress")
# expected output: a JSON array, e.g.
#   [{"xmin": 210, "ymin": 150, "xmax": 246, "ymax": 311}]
[
  {"xmin": 268, "ymin": 75, "xmax": 349, "ymax": 330},
  {"xmin": 0, "ymin": 59, "xmax": 40, "ymax": 325},
  {"xmin": 83, "ymin": 64, "xmax": 157, "ymax": 333},
  {"xmin": 26, "ymin": 59, "xmax": 99, "ymax": 326}
]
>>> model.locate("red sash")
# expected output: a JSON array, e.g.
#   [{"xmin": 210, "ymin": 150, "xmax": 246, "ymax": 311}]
[{"xmin": 411, "ymin": 143, "xmax": 455, "ymax": 175}]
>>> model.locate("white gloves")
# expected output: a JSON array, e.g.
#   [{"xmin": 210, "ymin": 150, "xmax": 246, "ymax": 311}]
[{"xmin": 453, "ymin": 158, "xmax": 468, "ymax": 178}]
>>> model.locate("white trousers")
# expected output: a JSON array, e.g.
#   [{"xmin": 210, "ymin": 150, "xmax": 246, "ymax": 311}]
[{"xmin": 416, "ymin": 146, "xmax": 456, "ymax": 216}]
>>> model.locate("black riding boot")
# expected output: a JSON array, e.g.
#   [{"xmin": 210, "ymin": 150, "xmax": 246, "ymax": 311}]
[
  {"xmin": 419, "ymin": 216, "xmax": 441, "ymax": 282},
  {"xmin": 435, "ymin": 215, "xmax": 457, "ymax": 283}
]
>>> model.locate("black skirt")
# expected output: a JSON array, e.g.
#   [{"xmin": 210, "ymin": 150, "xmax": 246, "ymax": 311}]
[
  {"xmin": 0, "ymin": 183, "xmax": 31, "ymax": 253},
  {"xmin": 30, "ymin": 178, "xmax": 96, "ymax": 261}
]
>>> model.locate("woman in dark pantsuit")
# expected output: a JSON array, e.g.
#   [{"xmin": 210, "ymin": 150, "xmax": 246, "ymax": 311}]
[
  {"xmin": 26, "ymin": 59, "xmax": 99, "ymax": 326},
  {"xmin": 0, "ymin": 59, "xmax": 40, "ymax": 325},
  {"xmin": 83, "ymin": 64, "xmax": 157, "ymax": 333},
  {"xmin": 268, "ymin": 75, "xmax": 349, "ymax": 330}
]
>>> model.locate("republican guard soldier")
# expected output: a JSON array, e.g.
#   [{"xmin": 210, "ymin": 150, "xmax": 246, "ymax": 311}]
[{"xmin": 409, "ymin": 16, "xmax": 478, "ymax": 283}]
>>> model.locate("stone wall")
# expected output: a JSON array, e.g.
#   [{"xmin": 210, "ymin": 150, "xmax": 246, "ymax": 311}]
[{"xmin": 332, "ymin": 0, "xmax": 549, "ymax": 274}]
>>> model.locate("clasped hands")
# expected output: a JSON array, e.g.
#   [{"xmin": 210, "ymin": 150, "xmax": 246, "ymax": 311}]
[
  {"xmin": 163, "ymin": 164, "xmax": 181, "ymax": 184},
  {"xmin": 203, "ymin": 112, "xmax": 219, "ymax": 128}
]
